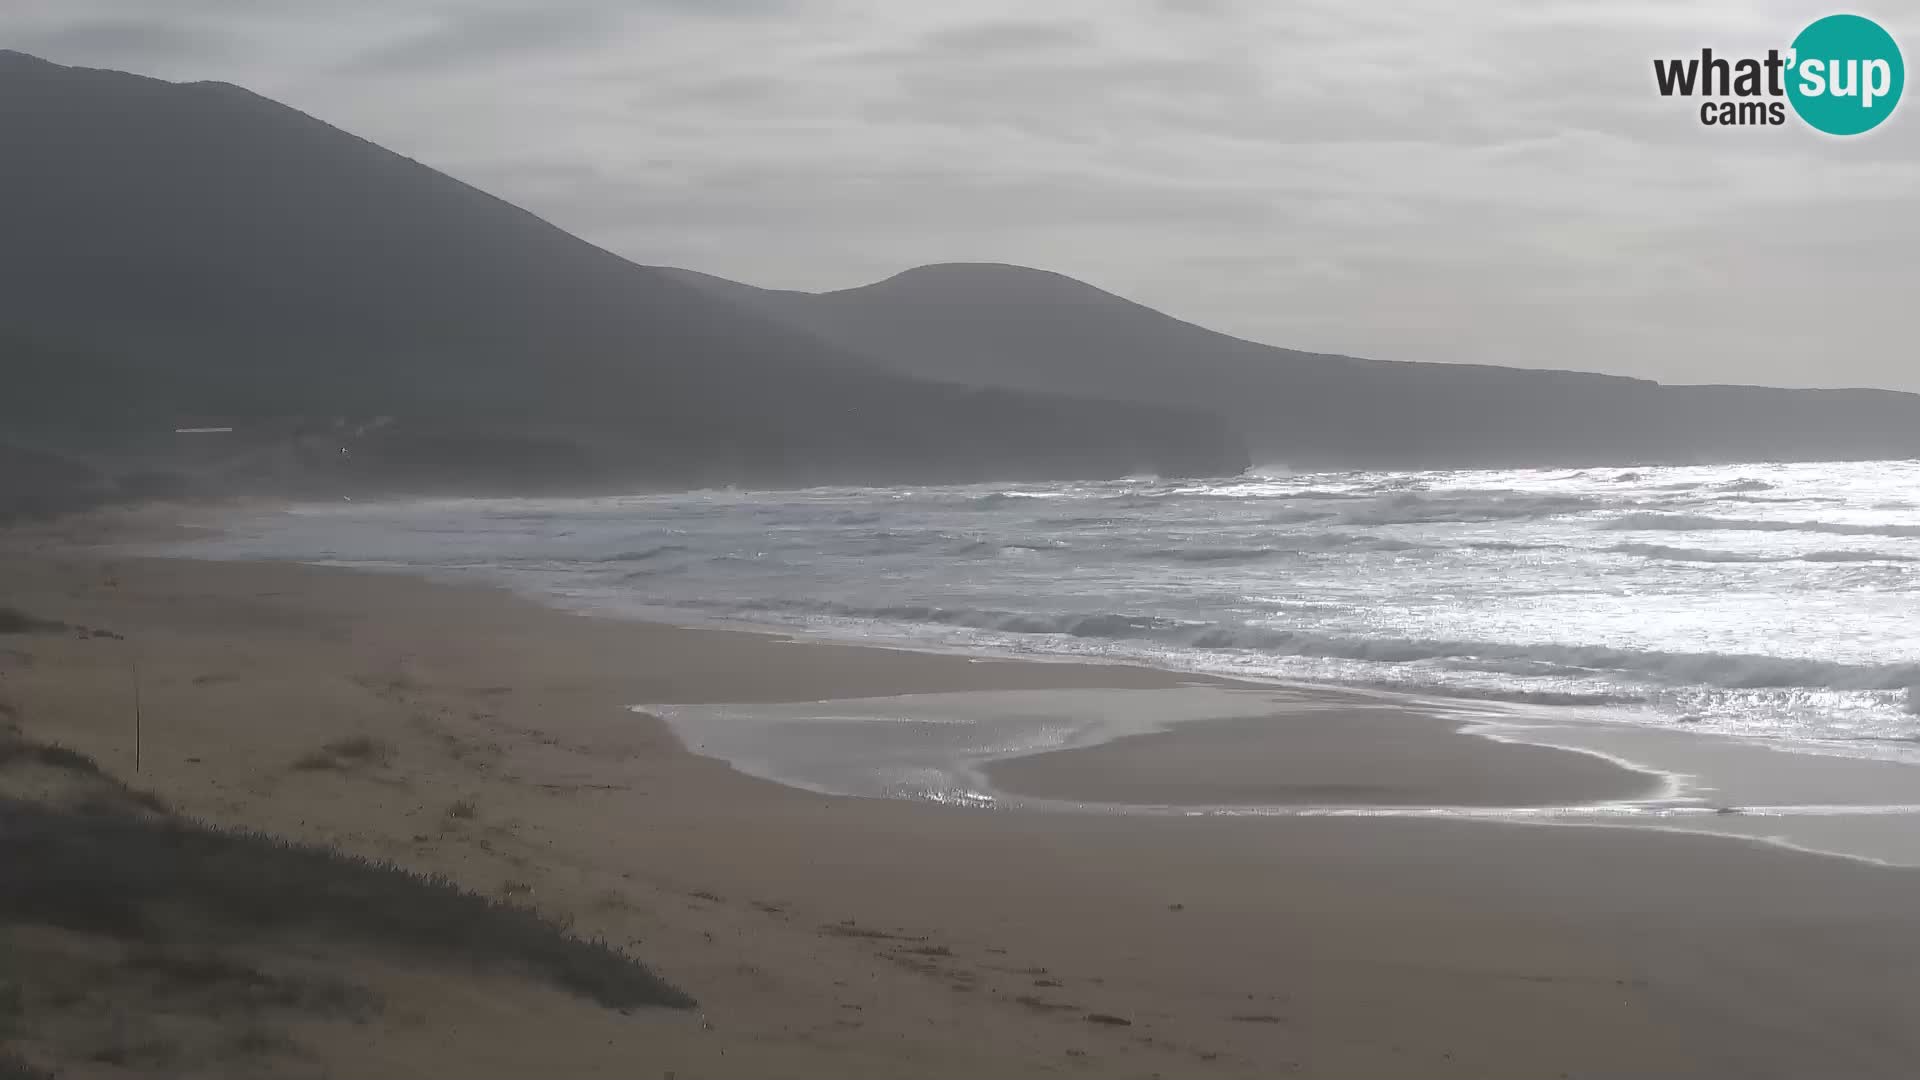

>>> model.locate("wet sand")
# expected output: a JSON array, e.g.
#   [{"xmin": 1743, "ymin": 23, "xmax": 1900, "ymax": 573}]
[
  {"xmin": 656, "ymin": 686, "xmax": 1660, "ymax": 807},
  {"xmin": 986, "ymin": 701, "xmax": 1661, "ymax": 807},
  {"xmin": 5, "ymin": 530, "xmax": 1920, "ymax": 1078}
]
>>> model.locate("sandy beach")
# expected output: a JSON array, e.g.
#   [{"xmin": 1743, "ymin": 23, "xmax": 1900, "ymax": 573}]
[
  {"xmin": 5, "ymin": 524, "xmax": 1920, "ymax": 1077},
  {"xmin": 989, "ymin": 697, "xmax": 1660, "ymax": 808}
]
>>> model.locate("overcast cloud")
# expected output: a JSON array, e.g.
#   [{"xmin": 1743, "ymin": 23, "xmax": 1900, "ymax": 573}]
[{"xmin": 5, "ymin": 0, "xmax": 1915, "ymax": 389}]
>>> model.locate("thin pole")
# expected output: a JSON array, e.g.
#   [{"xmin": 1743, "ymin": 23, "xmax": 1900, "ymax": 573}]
[{"xmin": 131, "ymin": 654, "xmax": 142, "ymax": 774}]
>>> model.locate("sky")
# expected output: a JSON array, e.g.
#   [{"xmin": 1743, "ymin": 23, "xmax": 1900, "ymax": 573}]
[{"xmin": 4, "ymin": 0, "xmax": 1916, "ymax": 391}]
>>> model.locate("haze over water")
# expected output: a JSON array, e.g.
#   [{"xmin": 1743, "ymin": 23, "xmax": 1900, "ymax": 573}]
[{"xmin": 177, "ymin": 460, "xmax": 1920, "ymax": 764}]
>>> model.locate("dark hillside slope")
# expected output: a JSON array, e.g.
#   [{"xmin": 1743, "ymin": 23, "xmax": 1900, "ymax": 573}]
[
  {"xmin": 665, "ymin": 263, "xmax": 1920, "ymax": 468},
  {"xmin": 0, "ymin": 52, "xmax": 1243, "ymax": 489}
]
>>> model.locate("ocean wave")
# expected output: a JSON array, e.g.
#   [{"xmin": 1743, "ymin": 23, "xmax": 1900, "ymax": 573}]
[
  {"xmin": 843, "ymin": 532, "xmax": 1046, "ymax": 557},
  {"xmin": 809, "ymin": 602, "xmax": 1186, "ymax": 639},
  {"xmin": 1607, "ymin": 543, "xmax": 1776, "ymax": 564},
  {"xmin": 592, "ymin": 544, "xmax": 689, "ymax": 562},
  {"xmin": 1148, "ymin": 546, "xmax": 1286, "ymax": 563},
  {"xmin": 1298, "ymin": 533, "xmax": 1430, "ymax": 552},
  {"xmin": 1193, "ymin": 632, "xmax": 1920, "ymax": 692},
  {"xmin": 1147, "ymin": 534, "xmax": 1427, "ymax": 562},
  {"xmin": 1608, "ymin": 543, "xmax": 1915, "ymax": 564},
  {"xmin": 1399, "ymin": 685, "xmax": 1647, "ymax": 707},
  {"xmin": 844, "ymin": 531, "xmax": 947, "ymax": 554},
  {"xmin": 1342, "ymin": 492, "xmax": 1599, "ymax": 526},
  {"xmin": 969, "ymin": 492, "xmax": 1047, "ymax": 508},
  {"xmin": 750, "ymin": 599, "xmax": 1920, "ymax": 693},
  {"xmin": 1801, "ymin": 549, "xmax": 1919, "ymax": 563},
  {"xmin": 1717, "ymin": 478, "xmax": 1775, "ymax": 492},
  {"xmin": 1268, "ymin": 488, "xmax": 1375, "ymax": 501},
  {"xmin": 736, "ymin": 600, "xmax": 1191, "ymax": 640},
  {"xmin": 1600, "ymin": 513, "xmax": 1920, "ymax": 538},
  {"xmin": 1268, "ymin": 508, "xmax": 1340, "ymax": 524}
]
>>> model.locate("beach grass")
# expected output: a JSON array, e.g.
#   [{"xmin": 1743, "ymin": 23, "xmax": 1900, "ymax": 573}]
[
  {"xmin": 0, "ymin": 737, "xmax": 693, "ymax": 1012},
  {"xmin": 0, "ymin": 607, "xmax": 64, "ymax": 635}
]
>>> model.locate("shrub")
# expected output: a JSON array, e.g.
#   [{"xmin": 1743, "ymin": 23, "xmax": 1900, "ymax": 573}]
[{"xmin": 0, "ymin": 798, "xmax": 692, "ymax": 1011}]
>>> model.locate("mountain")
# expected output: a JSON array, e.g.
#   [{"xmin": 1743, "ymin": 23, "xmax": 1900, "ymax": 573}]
[
  {"xmin": 0, "ymin": 51, "xmax": 1245, "ymax": 497},
  {"xmin": 665, "ymin": 263, "xmax": 1920, "ymax": 468}
]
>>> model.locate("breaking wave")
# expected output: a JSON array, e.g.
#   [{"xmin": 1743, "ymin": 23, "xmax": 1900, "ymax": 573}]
[
  {"xmin": 1801, "ymin": 549, "xmax": 1919, "ymax": 563},
  {"xmin": 1148, "ymin": 534, "xmax": 1427, "ymax": 561},
  {"xmin": 1600, "ymin": 513, "xmax": 1920, "ymax": 538},
  {"xmin": 1608, "ymin": 543, "xmax": 1777, "ymax": 563},
  {"xmin": 741, "ymin": 599, "xmax": 1920, "ymax": 693},
  {"xmin": 969, "ymin": 491, "xmax": 1047, "ymax": 508},
  {"xmin": 1341, "ymin": 492, "xmax": 1599, "ymax": 525},
  {"xmin": 1608, "ymin": 543, "xmax": 1917, "ymax": 564},
  {"xmin": 593, "ymin": 544, "xmax": 689, "ymax": 562},
  {"xmin": 196, "ymin": 458, "xmax": 1920, "ymax": 752}
]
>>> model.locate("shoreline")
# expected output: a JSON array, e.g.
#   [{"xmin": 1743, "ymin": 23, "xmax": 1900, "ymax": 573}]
[
  {"xmin": 43, "ymin": 493, "xmax": 1920, "ymax": 864},
  {"xmin": 135, "ymin": 486, "xmax": 1920, "ymax": 777},
  {"xmin": 369, "ymin": 581, "xmax": 1920, "ymax": 865},
  {"xmin": 118, "ymin": 495, "xmax": 1920, "ymax": 783},
  {"xmin": 981, "ymin": 698, "xmax": 1665, "ymax": 808},
  {"xmin": 7, "ymin": 541, "xmax": 1920, "ymax": 1075},
  {"xmin": 650, "ymin": 687, "xmax": 1666, "ymax": 811},
  {"xmin": 115, "ymin": 503, "xmax": 1920, "ymax": 864}
]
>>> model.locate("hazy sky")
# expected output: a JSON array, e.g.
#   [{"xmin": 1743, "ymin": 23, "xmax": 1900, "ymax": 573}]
[{"xmin": 5, "ymin": 1, "xmax": 1916, "ymax": 390}]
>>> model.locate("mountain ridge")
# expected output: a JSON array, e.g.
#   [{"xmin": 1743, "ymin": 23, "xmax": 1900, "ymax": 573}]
[
  {"xmin": 0, "ymin": 51, "xmax": 1246, "ymax": 497},
  {"xmin": 8, "ymin": 45, "xmax": 1917, "ymax": 496},
  {"xmin": 661, "ymin": 261, "xmax": 1920, "ymax": 467}
]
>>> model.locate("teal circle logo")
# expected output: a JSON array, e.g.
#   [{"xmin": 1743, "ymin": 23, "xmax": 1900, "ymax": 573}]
[{"xmin": 1787, "ymin": 14, "xmax": 1904, "ymax": 135}]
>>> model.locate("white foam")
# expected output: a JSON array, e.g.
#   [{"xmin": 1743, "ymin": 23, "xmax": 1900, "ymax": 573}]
[{"xmin": 638, "ymin": 686, "xmax": 1920, "ymax": 866}]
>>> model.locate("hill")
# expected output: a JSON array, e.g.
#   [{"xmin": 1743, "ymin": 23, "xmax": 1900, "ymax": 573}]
[
  {"xmin": 0, "ymin": 52, "xmax": 1244, "ymax": 494},
  {"xmin": 665, "ymin": 262, "xmax": 1920, "ymax": 467}
]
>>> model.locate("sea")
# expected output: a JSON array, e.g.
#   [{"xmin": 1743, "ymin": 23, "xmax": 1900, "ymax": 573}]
[{"xmin": 171, "ymin": 459, "xmax": 1920, "ymax": 761}]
